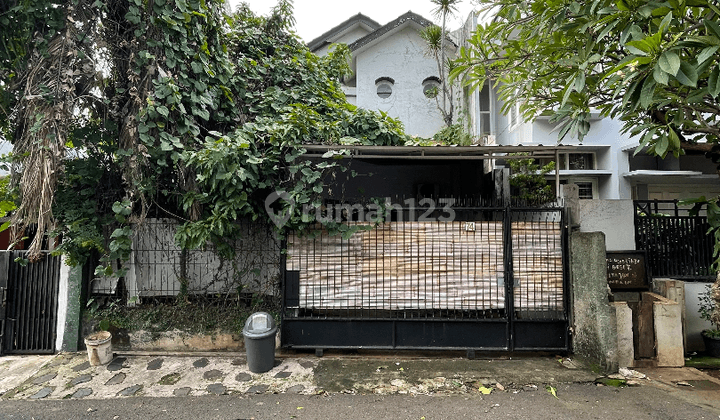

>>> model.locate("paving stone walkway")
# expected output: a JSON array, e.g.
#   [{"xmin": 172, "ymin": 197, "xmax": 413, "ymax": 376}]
[
  {"xmin": 4, "ymin": 351, "xmax": 717, "ymax": 411},
  {"xmin": 0, "ymin": 353, "xmax": 317, "ymax": 400}
]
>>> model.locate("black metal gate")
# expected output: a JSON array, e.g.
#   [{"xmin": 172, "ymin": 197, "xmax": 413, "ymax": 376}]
[
  {"xmin": 281, "ymin": 204, "xmax": 569, "ymax": 352},
  {"xmin": 0, "ymin": 251, "xmax": 61, "ymax": 355},
  {"xmin": 634, "ymin": 200, "xmax": 714, "ymax": 280}
]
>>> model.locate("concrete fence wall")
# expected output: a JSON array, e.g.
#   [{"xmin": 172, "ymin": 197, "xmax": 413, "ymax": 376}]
[
  {"xmin": 578, "ymin": 200, "xmax": 635, "ymax": 251},
  {"xmin": 570, "ymin": 231, "xmax": 618, "ymax": 372}
]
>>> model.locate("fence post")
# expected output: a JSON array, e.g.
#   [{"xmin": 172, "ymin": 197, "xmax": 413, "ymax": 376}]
[
  {"xmin": 503, "ymin": 207, "xmax": 515, "ymax": 351},
  {"xmin": 57, "ymin": 255, "xmax": 82, "ymax": 352},
  {"xmin": 570, "ymin": 231, "xmax": 619, "ymax": 373},
  {"xmin": 125, "ymin": 239, "xmax": 139, "ymax": 307}
]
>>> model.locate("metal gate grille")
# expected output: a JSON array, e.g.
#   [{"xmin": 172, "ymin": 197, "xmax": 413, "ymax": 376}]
[
  {"xmin": 1, "ymin": 251, "xmax": 60, "ymax": 354},
  {"xmin": 634, "ymin": 200, "xmax": 714, "ymax": 280},
  {"xmin": 281, "ymin": 206, "xmax": 568, "ymax": 351}
]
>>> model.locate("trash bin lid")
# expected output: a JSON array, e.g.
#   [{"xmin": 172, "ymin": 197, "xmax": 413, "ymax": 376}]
[{"xmin": 243, "ymin": 312, "xmax": 277, "ymax": 338}]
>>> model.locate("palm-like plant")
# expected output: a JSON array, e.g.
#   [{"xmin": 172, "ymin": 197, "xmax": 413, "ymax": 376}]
[{"xmin": 429, "ymin": 0, "xmax": 462, "ymax": 126}]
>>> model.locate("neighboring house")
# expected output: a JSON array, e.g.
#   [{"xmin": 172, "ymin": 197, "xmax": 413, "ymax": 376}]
[
  {"xmin": 459, "ymin": 13, "xmax": 720, "ymax": 202},
  {"xmin": 308, "ymin": 12, "xmax": 456, "ymax": 139},
  {"xmin": 314, "ymin": 11, "xmax": 720, "ymax": 202}
]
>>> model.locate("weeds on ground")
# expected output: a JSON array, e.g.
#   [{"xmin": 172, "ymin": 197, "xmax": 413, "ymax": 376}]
[{"xmin": 84, "ymin": 294, "xmax": 279, "ymax": 336}]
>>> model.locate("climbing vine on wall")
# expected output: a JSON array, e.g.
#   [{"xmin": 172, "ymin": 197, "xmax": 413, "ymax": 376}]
[{"xmin": 0, "ymin": 0, "xmax": 408, "ymax": 271}]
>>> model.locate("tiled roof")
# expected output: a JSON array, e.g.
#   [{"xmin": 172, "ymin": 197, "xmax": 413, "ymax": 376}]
[
  {"xmin": 348, "ymin": 11, "xmax": 457, "ymax": 51},
  {"xmin": 306, "ymin": 13, "xmax": 381, "ymax": 52}
]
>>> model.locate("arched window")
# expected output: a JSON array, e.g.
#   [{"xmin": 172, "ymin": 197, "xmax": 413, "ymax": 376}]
[
  {"xmin": 375, "ymin": 77, "xmax": 395, "ymax": 99},
  {"xmin": 422, "ymin": 76, "xmax": 441, "ymax": 98}
]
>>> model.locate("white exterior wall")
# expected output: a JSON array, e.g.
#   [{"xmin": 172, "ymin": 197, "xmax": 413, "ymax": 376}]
[
  {"xmin": 493, "ymin": 104, "xmax": 637, "ymax": 199},
  {"xmin": 333, "ymin": 27, "xmax": 373, "ymax": 46},
  {"xmin": 647, "ymin": 183, "xmax": 720, "ymax": 200},
  {"xmin": 355, "ymin": 26, "xmax": 446, "ymax": 138},
  {"xmin": 495, "ymin": 106, "xmax": 532, "ymax": 147},
  {"xmin": 533, "ymin": 118, "xmax": 635, "ymax": 199},
  {"xmin": 578, "ymin": 200, "xmax": 635, "ymax": 251},
  {"xmin": 55, "ymin": 257, "xmax": 70, "ymax": 351}
]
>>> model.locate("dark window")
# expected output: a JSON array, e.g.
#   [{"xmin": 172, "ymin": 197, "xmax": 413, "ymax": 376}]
[
  {"xmin": 577, "ymin": 182, "xmax": 594, "ymax": 199},
  {"xmin": 479, "ymin": 84, "xmax": 491, "ymax": 135},
  {"xmin": 422, "ymin": 76, "xmax": 441, "ymax": 98},
  {"xmin": 375, "ymin": 77, "xmax": 395, "ymax": 99},
  {"xmin": 568, "ymin": 153, "xmax": 594, "ymax": 170}
]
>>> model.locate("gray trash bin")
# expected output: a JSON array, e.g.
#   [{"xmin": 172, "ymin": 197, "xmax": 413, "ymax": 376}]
[{"xmin": 243, "ymin": 312, "xmax": 277, "ymax": 373}]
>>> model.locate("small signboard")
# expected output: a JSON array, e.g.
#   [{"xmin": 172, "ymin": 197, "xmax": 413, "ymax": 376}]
[{"xmin": 606, "ymin": 251, "xmax": 649, "ymax": 290}]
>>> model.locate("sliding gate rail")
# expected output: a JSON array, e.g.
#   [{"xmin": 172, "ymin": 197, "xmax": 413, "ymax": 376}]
[{"xmin": 281, "ymin": 204, "xmax": 569, "ymax": 352}]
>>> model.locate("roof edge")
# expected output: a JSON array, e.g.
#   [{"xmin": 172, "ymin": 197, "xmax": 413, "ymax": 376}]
[
  {"xmin": 307, "ymin": 13, "xmax": 381, "ymax": 52},
  {"xmin": 349, "ymin": 11, "xmax": 457, "ymax": 52}
]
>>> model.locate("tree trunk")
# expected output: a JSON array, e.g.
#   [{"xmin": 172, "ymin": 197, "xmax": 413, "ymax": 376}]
[{"xmin": 440, "ymin": 13, "xmax": 447, "ymax": 122}]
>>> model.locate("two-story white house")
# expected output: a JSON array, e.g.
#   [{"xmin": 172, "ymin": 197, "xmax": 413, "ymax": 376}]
[
  {"xmin": 311, "ymin": 11, "xmax": 720, "ymax": 202},
  {"xmin": 458, "ymin": 12, "xmax": 720, "ymax": 202},
  {"xmin": 308, "ymin": 11, "xmax": 456, "ymax": 139}
]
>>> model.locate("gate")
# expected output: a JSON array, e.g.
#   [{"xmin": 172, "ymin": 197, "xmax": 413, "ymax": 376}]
[
  {"xmin": 281, "ymin": 204, "xmax": 569, "ymax": 352},
  {"xmin": 634, "ymin": 200, "xmax": 714, "ymax": 280},
  {"xmin": 0, "ymin": 251, "xmax": 61, "ymax": 355}
]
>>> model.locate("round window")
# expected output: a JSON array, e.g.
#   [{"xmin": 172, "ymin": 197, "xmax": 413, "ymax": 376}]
[
  {"xmin": 377, "ymin": 83, "xmax": 392, "ymax": 98},
  {"xmin": 375, "ymin": 77, "xmax": 394, "ymax": 99},
  {"xmin": 422, "ymin": 77, "xmax": 441, "ymax": 98}
]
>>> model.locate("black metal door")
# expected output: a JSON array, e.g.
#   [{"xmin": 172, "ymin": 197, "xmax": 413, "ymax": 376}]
[{"xmin": 1, "ymin": 251, "xmax": 60, "ymax": 354}]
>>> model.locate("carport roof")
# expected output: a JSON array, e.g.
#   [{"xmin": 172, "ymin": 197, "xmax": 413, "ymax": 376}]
[{"xmin": 301, "ymin": 144, "xmax": 581, "ymax": 160}]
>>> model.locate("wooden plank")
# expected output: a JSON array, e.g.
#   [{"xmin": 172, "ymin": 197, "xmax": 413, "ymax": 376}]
[
  {"xmin": 635, "ymin": 296, "xmax": 656, "ymax": 359},
  {"xmin": 289, "ymin": 221, "xmax": 563, "ymax": 311}
]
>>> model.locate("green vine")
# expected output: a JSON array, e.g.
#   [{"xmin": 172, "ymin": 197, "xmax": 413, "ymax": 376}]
[{"xmin": 1, "ymin": 0, "xmax": 408, "ymax": 270}]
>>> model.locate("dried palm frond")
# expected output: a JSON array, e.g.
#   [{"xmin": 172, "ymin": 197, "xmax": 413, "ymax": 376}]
[{"xmin": 10, "ymin": 2, "xmax": 99, "ymax": 261}]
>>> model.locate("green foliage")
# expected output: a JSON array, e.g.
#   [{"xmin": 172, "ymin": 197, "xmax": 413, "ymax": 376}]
[
  {"xmin": 52, "ymin": 123, "xmax": 123, "ymax": 266},
  {"xmin": 1, "ymin": 0, "xmax": 408, "ymax": 268},
  {"xmin": 698, "ymin": 284, "xmax": 720, "ymax": 336},
  {"xmin": 0, "ymin": 0, "xmax": 67, "ymax": 141},
  {"xmin": 0, "ymin": 176, "xmax": 17, "ymax": 233},
  {"xmin": 431, "ymin": 123, "xmax": 474, "ymax": 145},
  {"xmin": 420, "ymin": 25, "xmax": 443, "ymax": 52},
  {"xmin": 453, "ymin": 0, "xmax": 720, "ymax": 157},
  {"xmin": 420, "ymin": 1, "xmax": 460, "ymax": 127},
  {"xmin": 455, "ymin": 0, "xmax": 720, "ymax": 323},
  {"xmin": 84, "ymin": 297, "xmax": 276, "ymax": 336},
  {"xmin": 507, "ymin": 154, "xmax": 556, "ymax": 204}
]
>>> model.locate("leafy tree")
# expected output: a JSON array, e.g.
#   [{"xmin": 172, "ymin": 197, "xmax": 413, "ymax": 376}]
[
  {"xmin": 0, "ymin": 0, "xmax": 407, "ymax": 271},
  {"xmin": 420, "ymin": 25, "xmax": 457, "ymax": 126},
  {"xmin": 453, "ymin": 0, "xmax": 720, "ymax": 337},
  {"xmin": 507, "ymin": 155, "xmax": 556, "ymax": 205}
]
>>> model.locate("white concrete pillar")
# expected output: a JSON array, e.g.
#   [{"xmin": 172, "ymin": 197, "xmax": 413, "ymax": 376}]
[
  {"xmin": 653, "ymin": 295, "xmax": 684, "ymax": 367},
  {"xmin": 613, "ymin": 302, "xmax": 634, "ymax": 368},
  {"xmin": 54, "ymin": 256, "xmax": 70, "ymax": 352}
]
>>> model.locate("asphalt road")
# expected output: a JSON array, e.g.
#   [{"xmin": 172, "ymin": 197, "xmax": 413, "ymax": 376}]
[{"xmin": 0, "ymin": 383, "xmax": 718, "ymax": 420}]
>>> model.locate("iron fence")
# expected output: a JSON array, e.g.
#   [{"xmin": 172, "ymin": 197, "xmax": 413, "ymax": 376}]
[
  {"xmin": 1, "ymin": 251, "xmax": 60, "ymax": 354},
  {"xmin": 635, "ymin": 200, "xmax": 715, "ymax": 280},
  {"xmin": 90, "ymin": 218, "xmax": 282, "ymax": 305}
]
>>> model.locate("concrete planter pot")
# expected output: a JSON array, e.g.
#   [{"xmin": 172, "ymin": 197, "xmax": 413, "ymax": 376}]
[{"xmin": 701, "ymin": 330, "xmax": 720, "ymax": 357}]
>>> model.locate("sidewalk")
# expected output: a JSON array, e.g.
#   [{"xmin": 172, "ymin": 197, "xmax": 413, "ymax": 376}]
[{"xmin": 0, "ymin": 350, "xmax": 718, "ymax": 413}]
